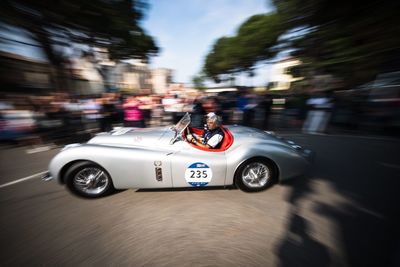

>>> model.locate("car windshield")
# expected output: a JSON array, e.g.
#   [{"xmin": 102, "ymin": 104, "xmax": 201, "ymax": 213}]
[
  {"xmin": 172, "ymin": 112, "xmax": 191, "ymax": 133},
  {"xmin": 169, "ymin": 113, "xmax": 191, "ymax": 144}
]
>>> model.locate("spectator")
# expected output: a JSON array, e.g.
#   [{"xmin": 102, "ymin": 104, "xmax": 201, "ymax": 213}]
[
  {"xmin": 243, "ymin": 93, "xmax": 257, "ymax": 127},
  {"xmin": 259, "ymin": 93, "xmax": 273, "ymax": 129},
  {"xmin": 302, "ymin": 91, "xmax": 333, "ymax": 134},
  {"xmin": 123, "ymin": 97, "xmax": 145, "ymax": 128},
  {"xmin": 81, "ymin": 98, "xmax": 101, "ymax": 133},
  {"xmin": 99, "ymin": 97, "xmax": 115, "ymax": 132},
  {"xmin": 191, "ymin": 98, "xmax": 206, "ymax": 128}
]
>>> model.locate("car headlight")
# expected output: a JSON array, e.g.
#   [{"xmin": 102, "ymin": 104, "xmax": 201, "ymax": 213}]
[{"xmin": 290, "ymin": 144, "xmax": 302, "ymax": 150}]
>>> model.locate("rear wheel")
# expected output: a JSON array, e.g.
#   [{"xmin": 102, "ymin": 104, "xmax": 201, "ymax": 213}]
[
  {"xmin": 65, "ymin": 161, "xmax": 115, "ymax": 198},
  {"xmin": 235, "ymin": 158, "xmax": 277, "ymax": 192}
]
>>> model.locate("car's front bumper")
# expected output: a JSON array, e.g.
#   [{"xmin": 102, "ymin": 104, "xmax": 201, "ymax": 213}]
[{"xmin": 41, "ymin": 171, "xmax": 53, "ymax": 181}]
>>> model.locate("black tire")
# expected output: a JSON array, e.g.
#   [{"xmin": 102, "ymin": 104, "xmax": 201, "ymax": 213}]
[
  {"xmin": 235, "ymin": 158, "xmax": 277, "ymax": 192},
  {"xmin": 64, "ymin": 161, "xmax": 115, "ymax": 198}
]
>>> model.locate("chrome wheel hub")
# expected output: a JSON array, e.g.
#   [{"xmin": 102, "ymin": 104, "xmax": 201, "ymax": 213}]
[
  {"xmin": 242, "ymin": 162, "xmax": 270, "ymax": 188},
  {"xmin": 73, "ymin": 167, "xmax": 109, "ymax": 195}
]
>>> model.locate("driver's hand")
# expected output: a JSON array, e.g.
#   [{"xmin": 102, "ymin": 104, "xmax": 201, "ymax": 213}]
[{"xmin": 187, "ymin": 134, "xmax": 193, "ymax": 142}]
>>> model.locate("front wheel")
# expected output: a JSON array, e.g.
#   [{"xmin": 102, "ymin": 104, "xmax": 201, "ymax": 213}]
[
  {"xmin": 65, "ymin": 161, "xmax": 115, "ymax": 198},
  {"xmin": 235, "ymin": 158, "xmax": 277, "ymax": 192}
]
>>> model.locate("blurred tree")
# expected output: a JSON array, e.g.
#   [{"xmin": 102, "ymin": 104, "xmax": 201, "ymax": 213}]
[
  {"xmin": 204, "ymin": 0, "xmax": 400, "ymax": 88},
  {"xmin": 203, "ymin": 13, "xmax": 283, "ymax": 83},
  {"xmin": 204, "ymin": 36, "xmax": 237, "ymax": 83},
  {"xmin": 0, "ymin": 0, "xmax": 159, "ymax": 89},
  {"xmin": 273, "ymin": 0, "xmax": 400, "ymax": 87},
  {"xmin": 192, "ymin": 73, "xmax": 206, "ymax": 90}
]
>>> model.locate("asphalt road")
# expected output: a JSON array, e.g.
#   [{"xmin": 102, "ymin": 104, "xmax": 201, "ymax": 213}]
[{"xmin": 0, "ymin": 134, "xmax": 399, "ymax": 267}]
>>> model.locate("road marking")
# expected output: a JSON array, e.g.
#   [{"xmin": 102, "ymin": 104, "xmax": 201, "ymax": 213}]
[
  {"xmin": 25, "ymin": 145, "xmax": 53, "ymax": 154},
  {"xmin": 0, "ymin": 171, "xmax": 47, "ymax": 189}
]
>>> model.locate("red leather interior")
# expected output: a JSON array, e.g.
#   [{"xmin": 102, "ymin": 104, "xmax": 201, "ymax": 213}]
[{"xmin": 183, "ymin": 126, "xmax": 234, "ymax": 152}]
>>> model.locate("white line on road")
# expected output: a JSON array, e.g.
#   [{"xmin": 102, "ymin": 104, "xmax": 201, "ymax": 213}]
[{"xmin": 0, "ymin": 171, "xmax": 47, "ymax": 189}]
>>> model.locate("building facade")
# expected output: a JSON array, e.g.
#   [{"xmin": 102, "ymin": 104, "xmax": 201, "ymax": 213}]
[
  {"xmin": 111, "ymin": 61, "xmax": 153, "ymax": 94},
  {"xmin": 151, "ymin": 68, "xmax": 173, "ymax": 95},
  {"xmin": 269, "ymin": 58, "xmax": 303, "ymax": 91}
]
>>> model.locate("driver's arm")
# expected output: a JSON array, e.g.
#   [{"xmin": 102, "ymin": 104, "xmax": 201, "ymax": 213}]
[
  {"xmin": 190, "ymin": 137, "xmax": 211, "ymax": 148},
  {"xmin": 186, "ymin": 127, "xmax": 202, "ymax": 143},
  {"xmin": 187, "ymin": 134, "xmax": 200, "ymax": 142},
  {"xmin": 187, "ymin": 134, "xmax": 209, "ymax": 147},
  {"xmin": 192, "ymin": 133, "xmax": 223, "ymax": 149}
]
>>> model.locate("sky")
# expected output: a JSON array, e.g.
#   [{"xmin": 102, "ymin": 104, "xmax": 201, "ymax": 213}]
[{"xmin": 142, "ymin": 0, "xmax": 274, "ymax": 86}]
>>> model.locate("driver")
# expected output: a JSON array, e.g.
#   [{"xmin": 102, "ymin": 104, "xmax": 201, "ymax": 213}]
[{"xmin": 187, "ymin": 112, "xmax": 225, "ymax": 149}]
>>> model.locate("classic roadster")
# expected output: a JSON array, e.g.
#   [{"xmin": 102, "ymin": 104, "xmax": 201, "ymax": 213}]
[{"xmin": 43, "ymin": 113, "xmax": 313, "ymax": 198}]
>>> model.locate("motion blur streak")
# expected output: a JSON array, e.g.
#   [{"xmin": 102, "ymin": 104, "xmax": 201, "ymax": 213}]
[{"xmin": 0, "ymin": 0, "xmax": 399, "ymax": 266}]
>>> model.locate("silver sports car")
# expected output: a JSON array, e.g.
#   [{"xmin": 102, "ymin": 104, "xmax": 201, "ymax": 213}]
[{"xmin": 43, "ymin": 113, "xmax": 313, "ymax": 198}]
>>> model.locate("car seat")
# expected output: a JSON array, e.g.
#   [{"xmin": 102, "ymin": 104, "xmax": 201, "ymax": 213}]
[{"xmin": 184, "ymin": 126, "xmax": 234, "ymax": 152}]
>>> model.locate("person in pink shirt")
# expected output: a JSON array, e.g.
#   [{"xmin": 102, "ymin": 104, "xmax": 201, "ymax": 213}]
[{"xmin": 123, "ymin": 97, "xmax": 145, "ymax": 128}]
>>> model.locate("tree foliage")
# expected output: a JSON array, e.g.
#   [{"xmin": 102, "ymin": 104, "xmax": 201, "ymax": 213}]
[
  {"xmin": 203, "ymin": 0, "xmax": 400, "ymax": 87},
  {"xmin": 273, "ymin": 0, "xmax": 400, "ymax": 87},
  {"xmin": 0, "ymin": 0, "xmax": 159, "ymax": 90},
  {"xmin": 0, "ymin": 0, "xmax": 159, "ymax": 63},
  {"xmin": 203, "ymin": 13, "xmax": 283, "ymax": 83},
  {"xmin": 192, "ymin": 73, "xmax": 206, "ymax": 90}
]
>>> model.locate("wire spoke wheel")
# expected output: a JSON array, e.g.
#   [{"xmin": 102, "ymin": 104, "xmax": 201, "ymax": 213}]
[
  {"xmin": 242, "ymin": 162, "xmax": 270, "ymax": 188},
  {"xmin": 73, "ymin": 167, "xmax": 109, "ymax": 195},
  {"xmin": 235, "ymin": 159, "xmax": 276, "ymax": 192},
  {"xmin": 66, "ymin": 162, "xmax": 114, "ymax": 198}
]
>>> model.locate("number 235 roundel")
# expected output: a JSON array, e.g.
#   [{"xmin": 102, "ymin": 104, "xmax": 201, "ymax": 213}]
[{"xmin": 185, "ymin": 162, "xmax": 213, "ymax": 186}]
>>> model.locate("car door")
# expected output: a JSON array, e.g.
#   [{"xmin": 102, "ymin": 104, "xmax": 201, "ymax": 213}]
[
  {"xmin": 100, "ymin": 145, "xmax": 175, "ymax": 189},
  {"xmin": 170, "ymin": 141, "xmax": 227, "ymax": 188}
]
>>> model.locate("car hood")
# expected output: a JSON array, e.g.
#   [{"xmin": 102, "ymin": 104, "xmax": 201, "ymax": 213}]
[
  {"xmin": 225, "ymin": 125, "xmax": 296, "ymax": 149},
  {"xmin": 87, "ymin": 125, "xmax": 297, "ymax": 150},
  {"xmin": 225, "ymin": 125, "xmax": 278, "ymax": 141},
  {"xmin": 87, "ymin": 126, "xmax": 175, "ymax": 148}
]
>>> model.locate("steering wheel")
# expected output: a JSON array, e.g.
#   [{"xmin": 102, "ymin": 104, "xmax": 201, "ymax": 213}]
[{"xmin": 170, "ymin": 124, "xmax": 189, "ymax": 145}]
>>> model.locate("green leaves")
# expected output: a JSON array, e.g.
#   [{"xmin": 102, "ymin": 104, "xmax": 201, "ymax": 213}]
[
  {"xmin": 203, "ymin": 0, "xmax": 400, "ymax": 88},
  {"xmin": 203, "ymin": 13, "xmax": 283, "ymax": 82},
  {"xmin": 1, "ymin": 0, "xmax": 159, "ymax": 61},
  {"xmin": 273, "ymin": 0, "xmax": 400, "ymax": 87},
  {"xmin": 192, "ymin": 73, "xmax": 206, "ymax": 89}
]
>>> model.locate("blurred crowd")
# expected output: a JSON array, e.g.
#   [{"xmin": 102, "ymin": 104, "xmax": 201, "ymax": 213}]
[
  {"xmin": 0, "ymin": 88, "xmax": 399, "ymax": 147},
  {"xmin": 0, "ymin": 91, "xmax": 261, "ymax": 146}
]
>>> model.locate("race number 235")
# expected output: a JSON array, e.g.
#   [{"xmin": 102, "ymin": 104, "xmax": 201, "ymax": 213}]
[
  {"xmin": 190, "ymin": 170, "xmax": 208, "ymax": 178},
  {"xmin": 185, "ymin": 162, "xmax": 213, "ymax": 186}
]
